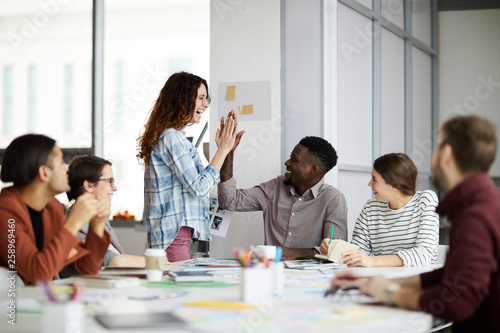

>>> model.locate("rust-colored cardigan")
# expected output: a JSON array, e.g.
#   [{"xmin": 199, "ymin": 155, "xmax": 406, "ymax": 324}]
[{"xmin": 0, "ymin": 186, "xmax": 110, "ymax": 285}]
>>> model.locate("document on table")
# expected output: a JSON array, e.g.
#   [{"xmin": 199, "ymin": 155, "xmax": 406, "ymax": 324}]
[
  {"xmin": 284, "ymin": 259, "xmax": 347, "ymax": 270},
  {"xmin": 98, "ymin": 267, "xmax": 170, "ymax": 278}
]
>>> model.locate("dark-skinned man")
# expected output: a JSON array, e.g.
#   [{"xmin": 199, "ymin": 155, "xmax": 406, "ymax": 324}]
[{"xmin": 218, "ymin": 111, "xmax": 347, "ymax": 260}]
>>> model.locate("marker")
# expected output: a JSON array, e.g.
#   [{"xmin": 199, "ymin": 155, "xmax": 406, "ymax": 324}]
[
  {"xmin": 41, "ymin": 280, "xmax": 57, "ymax": 303},
  {"xmin": 275, "ymin": 247, "xmax": 282, "ymax": 262},
  {"xmin": 70, "ymin": 285, "xmax": 81, "ymax": 301}
]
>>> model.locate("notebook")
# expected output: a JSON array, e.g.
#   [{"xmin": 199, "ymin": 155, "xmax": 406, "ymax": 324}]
[
  {"xmin": 98, "ymin": 267, "xmax": 169, "ymax": 278},
  {"xmin": 314, "ymin": 239, "xmax": 360, "ymax": 263}
]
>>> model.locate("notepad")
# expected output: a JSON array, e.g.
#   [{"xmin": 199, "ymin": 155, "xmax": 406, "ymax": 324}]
[
  {"xmin": 183, "ymin": 300, "xmax": 257, "ymax": 310},
  {"xmin": 314, "ymin": 239, "xmax": 360, "ymax": 263}
]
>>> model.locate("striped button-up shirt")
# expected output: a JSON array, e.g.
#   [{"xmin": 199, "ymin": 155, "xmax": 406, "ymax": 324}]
[
  {"xmin": 143, "ymin": 128, "xmax": 219, "ymax": 249},
  {"xmin": 218, "ymin": 176, "xmax": 348, "ymax": 248}
]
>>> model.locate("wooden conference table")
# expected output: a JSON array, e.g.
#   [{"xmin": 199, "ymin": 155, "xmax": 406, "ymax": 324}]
[{"xmin": 1, "ymin": 261, "xmax": 441, "ymax": 333}]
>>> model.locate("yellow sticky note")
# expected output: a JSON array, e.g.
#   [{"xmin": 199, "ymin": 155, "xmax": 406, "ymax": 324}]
[
  {"xmin": 183, "ymin": 300, "xmax": 257, "ymax": 310},
  {"xmin": 239, "ymin": 104, "xmax": 254, "ymax": 115},
  {"xmin": 226, "ymin": 85, "xmax": 236, "ymax": 101}
]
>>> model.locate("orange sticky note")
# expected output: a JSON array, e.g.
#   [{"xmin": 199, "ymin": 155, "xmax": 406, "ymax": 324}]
[
  {"xmin": 226, "ymin": 86, "xmax": 236, "ymax": 100},
  {"xmin": 239, "ymin": 104, "xmax": 254, "ymax": 115}
]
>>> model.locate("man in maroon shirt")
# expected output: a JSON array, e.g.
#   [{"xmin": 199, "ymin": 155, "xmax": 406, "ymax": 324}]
[{"xmin": 331, "ymin": 115, "xmax": 500, "ymax": 332}]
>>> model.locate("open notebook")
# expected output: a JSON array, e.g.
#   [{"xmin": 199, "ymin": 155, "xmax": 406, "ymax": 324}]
[{"xmin": 315, "ymin": 239, "xmax": 359, "ymax": 263}]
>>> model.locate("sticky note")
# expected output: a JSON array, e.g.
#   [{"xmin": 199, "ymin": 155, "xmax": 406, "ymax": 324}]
[
  {"xmin": 183, "ymin": 300, "xmax": 257, "ymax": 310},
  {"xmin": 226, "ymin": 85, "xmax": 236, "ymax": 101},
  {"xmin": 239, "ymin": 104, "xmax": 254, "ymax": 115}
]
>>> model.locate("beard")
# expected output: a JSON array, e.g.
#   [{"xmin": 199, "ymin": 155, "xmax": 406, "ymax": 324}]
[
  {"xmin": 283, "ymin": 175, "xmax": 292, "ymax": 186},
  {"xmin": 432, "ymin": 163, "xmax": 448, "ymax": 191}
]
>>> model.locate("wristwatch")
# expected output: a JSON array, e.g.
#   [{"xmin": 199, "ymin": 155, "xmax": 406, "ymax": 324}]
[{"xmin": 385, "ymin": 282, "xmax": 401, "ymax": 306}]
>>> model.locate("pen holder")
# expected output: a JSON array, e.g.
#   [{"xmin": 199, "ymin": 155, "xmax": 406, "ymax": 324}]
[
  {"xmin": 271, "ymin": 261, "xmax": 284, "ymax": 296},
  {"xmin": 42, "ymin": 301, "xmax": 85, "ymax": 333},
  {"xmin": 241, "ymin": 266, "xmax": 274, "ymax": 304}
]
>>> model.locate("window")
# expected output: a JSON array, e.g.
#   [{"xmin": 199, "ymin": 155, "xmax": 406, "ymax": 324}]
[
  {"xmin": 1, "ymin": 1, "xmax": 210, "ymax": 217},
  {"xmin": 28, "ymin": 65, "xmax": 36, "ymax": 132},
  {"xmin": 3, "ymin": 66, "xmax": 13, "ymax": 134},
  {"xmin": 64, "ymin": 64, "xmax": 73, "ymax": 132},
  {"xmin": 102, "ymin": 0, "xmax": 210, "ymax": 218},
  {"xmin": 331, "ymin": 0, "xmax": 438, "ymax": 238},
  {"xmin": 0, "ymin": 1, "xmax": 92, "ymax": 152}
]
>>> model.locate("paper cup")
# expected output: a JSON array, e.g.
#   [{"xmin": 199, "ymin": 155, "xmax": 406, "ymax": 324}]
[{"xmin": 144, "ymin": 248, "xmax": 168, "ymax": 282}]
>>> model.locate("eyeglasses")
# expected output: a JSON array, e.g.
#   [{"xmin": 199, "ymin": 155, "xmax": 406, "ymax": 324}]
[
  {"xmin": 200, "ymin": 95, "xmax": 211, "ymax": 105},
  {"xmin": 97, "ymin": 178, "xmax": 115, "ymax": 187}
]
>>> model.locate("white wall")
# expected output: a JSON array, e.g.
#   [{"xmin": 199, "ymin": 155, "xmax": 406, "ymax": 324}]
[
  {"xmin": 282, "ymin": 0, "xmax": 323, "ymax": 169},
  {"xmin": 439, "ymin": 9, "xmax": 500, "ymax": 176},
  {"xmin": 209, "ymin": 0, "xmax": 281, "ymax": 258}
]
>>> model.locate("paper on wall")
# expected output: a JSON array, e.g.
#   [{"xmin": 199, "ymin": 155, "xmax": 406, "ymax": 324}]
[{"xmin": 209, "ymin": 193, "xmax": 232, "ymax": 238}]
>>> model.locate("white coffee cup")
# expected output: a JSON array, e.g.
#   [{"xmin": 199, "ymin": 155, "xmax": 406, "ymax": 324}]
[
  {"xmin": 144, "ymin": 248, "xmax": 168, "ymax": 282},
  {"xmin": 250, "ymin": 245, "xmax": 277, "ymax": 261}
]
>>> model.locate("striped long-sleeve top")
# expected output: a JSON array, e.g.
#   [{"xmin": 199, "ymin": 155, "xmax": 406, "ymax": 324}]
[{"xmin": 351, "ymin": 190, "xmax": 439, "ymax": 267}]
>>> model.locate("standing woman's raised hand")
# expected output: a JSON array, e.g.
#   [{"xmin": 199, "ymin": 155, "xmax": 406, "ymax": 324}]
[
  {"xmin": 215, "ymin": 115, "xmax": 237, "ymax": 153},
  {"xmin": 219, "ymin": 110, "xmax": 245, "ymax": 152}
]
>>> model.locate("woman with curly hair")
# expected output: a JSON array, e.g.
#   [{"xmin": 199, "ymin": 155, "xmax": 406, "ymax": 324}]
[{"xmin": 137, "ymin": 72, "xmax": 243, "ymax": 261}]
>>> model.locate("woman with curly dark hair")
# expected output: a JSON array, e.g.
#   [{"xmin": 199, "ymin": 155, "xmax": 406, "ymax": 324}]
[{"xmin": 137, "ymin": 72, "xmax": 243, "ymax": 261}]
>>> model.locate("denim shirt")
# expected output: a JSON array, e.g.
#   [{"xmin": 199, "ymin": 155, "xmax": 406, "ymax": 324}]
[{"xmin": 143, "ymin": 128, "xmax": 219, "ymax": 249}]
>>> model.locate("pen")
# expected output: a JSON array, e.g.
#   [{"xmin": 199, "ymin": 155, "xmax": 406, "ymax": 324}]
[
  {"xmin": 325, "ymin": 274, "xmax": 362, "ymax": 297},
  {"xmin": 324, "ymin": 286, "xmax": 339, "ymax": 297},
  {"xmin": 329, "ymin": 225, "xmax": 335, "ymax": 243},
  {"xmin": 324, "ymin": 286, "xmax": 358, "ymax": 297}
]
